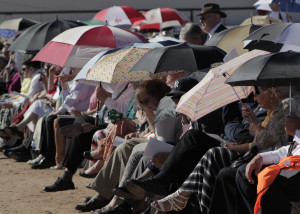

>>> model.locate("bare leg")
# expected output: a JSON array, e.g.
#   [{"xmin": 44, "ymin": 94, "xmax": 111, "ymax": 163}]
[
  {"xmin": 16, "ymin": 112, "xmax": 38, "ymax": 131},
  {"xmin": 84, "ymin": 159, "xmax": 105, "ymax": 175},
  {"xmin": 54, "ymin": 119, "xmax": 66, "ymax": 166}
]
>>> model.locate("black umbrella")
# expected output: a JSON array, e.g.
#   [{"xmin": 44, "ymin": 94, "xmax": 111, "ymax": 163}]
[
  {"xmin": 0, "ymin": 18, "xmax": 39, "ymax": 31},
  {"xmin": 9, "ymin": 19, "xmax": 85, "ymax": 53},
  {"xmin": 225, "ymin": 51, "xmax": 300, "ymax": 87},
  {"xmin": 130, "ymin": 43, "xmax": 226, "ymax": 74},
  {"xmin": 243, "ymin": 23, "xmax": 293, "ymax": 52}
]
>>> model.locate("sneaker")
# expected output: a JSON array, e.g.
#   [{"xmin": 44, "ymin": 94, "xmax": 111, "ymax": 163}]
[{"xmin": 43, "ymin": 177, "xmax": 75, "ymax": 192}]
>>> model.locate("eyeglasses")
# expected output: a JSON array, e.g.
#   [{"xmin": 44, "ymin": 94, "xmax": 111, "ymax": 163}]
[{"xmin": 200, "ymin": 15, "xmax": 214, "ymax": 21}]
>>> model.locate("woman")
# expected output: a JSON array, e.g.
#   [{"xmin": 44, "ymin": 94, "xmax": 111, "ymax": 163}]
[{"xmin": 151, "ymin": 86, "xmax": 291, "ymax": 213}]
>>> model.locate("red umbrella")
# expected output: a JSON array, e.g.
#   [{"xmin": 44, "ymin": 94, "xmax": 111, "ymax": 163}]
[
  {"xmin": 131, "ymin": 8, "xmax": 190, "ymax": 32},
  {"xmin": 33, "ymin": 25, "xmax": 148, "ymax": 68},
  {"xmin": 93, "ymin": 6, "xmax": 145, "ymax": 27}
]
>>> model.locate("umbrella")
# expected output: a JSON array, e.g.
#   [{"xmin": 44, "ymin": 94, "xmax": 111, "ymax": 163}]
[
  {"xmin": 130, "ymin": 43, "xmax": 226, "ymax": 74},
  {"xmin": 205, "ymin": 24, "xmax": 262, "ymax": 55},
  {"xmin": 244, "ymin": 23, "xmax": 300, "ymax": 52},
  {"xmin": 176, "ymin": 49, "xmax": 269, "ymax": 121},
  {"xmin": 32, "ymin": 25, "xmax": 148, "ymax": 68},
  {"xmin": 225, "ymin": 51, "xmax": 300, "ymax": 87},
  {"xmin": 79, "ymin": 19, "xmax": 105, "ymax": 25},
  {"xmin": 75, "ymin": 41, "xmax": 178, "ymax": 85},
  {"xmin": 0, "ymin": 18, "xmax": 39, "ymax": 31},
  {"xmin": 9, "ymin": 19, "xmax": 85, "ymax": 53},
  {"xmin": 131, "ymin": 8, "xmax": 190, "ymax": 32},
  {"xmin": 93, "ymin": 6, "xmax": 145, "ymax": 28},
  {"xmin": 240, "ymin": 15, "xmax": 281, "ymax": 26},
  {"xmin": 86, "ymin": 46, "xmax": 155, "ymax": 83},
  {"xmin": 0, "ymin": 29, "xmax": 18, "ymax": 39}
]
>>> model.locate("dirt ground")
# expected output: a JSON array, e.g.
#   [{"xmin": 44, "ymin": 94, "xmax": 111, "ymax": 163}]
[{"xmin": 0, "ymin": 152, "xmax": 96, "ymax": 214}]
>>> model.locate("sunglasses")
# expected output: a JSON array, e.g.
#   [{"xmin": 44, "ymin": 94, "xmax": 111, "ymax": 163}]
[{"xmin": 22, "ymin": 67, "xmax": 28, "ymax": 71}]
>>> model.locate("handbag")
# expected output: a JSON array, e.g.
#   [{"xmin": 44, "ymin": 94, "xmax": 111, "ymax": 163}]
[{"xmin": 231, "ymin": 145, "xmax": 258, "ymax": 168}]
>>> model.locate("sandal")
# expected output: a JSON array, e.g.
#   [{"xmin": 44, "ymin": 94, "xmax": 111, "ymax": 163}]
[{"xmin": 151, "ymin": 190, "xmax": 189, "ymax": 212}]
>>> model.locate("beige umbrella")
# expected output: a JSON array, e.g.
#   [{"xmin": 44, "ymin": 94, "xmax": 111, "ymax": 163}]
[
  {"xmin": 240, "ymin": 15, "xmax": 282, "ymax": 26},
  {"xmin": 176, "ymin": 49, "xmax": 269, "ymax": 121}
]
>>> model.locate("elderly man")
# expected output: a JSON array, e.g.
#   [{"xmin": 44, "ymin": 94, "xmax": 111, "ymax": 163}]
[{"xmin": 198, "ymin": 3, "xmax": 227, "ymax": 41}]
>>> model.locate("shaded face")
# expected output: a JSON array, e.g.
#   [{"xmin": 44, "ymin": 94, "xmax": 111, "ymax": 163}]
[
  {"xmin": 22, "ymin": 66, "xmax": 30, "ymax": 78},
  {"xmin": 200, "ymin": 13, "xmax": 220, "ymax": 34},
  {"xmin": 253, "ymin": 87, "xmax": 271, "ymax": 109}
]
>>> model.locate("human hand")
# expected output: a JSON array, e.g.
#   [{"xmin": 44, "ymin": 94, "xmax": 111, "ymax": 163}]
[
  {"xmin": 245, "ymin": 154, "xmax": 263, "ymax": 184},
  {"xmin": 151, "ymin": 152, "xmax": 169, "ymax": 168},
  {"xmin": 249, "ymin": 123, "xmax": 263, "ymax": 136},
  {"xmin": 285, "ymin": 114, "xmax": 300, "ymax": 136},
  {"xmin": 224, "ymin": 142, "xmax": 238, "ymax": 150},
  {"xmin": 241, "ymin": 104, "xmax": 258, "ymax": 123},
  {"xmin": 47, "ymin": 111, "xmax": 59, "ymax": 119},
  {"xmin": 70, "ymin": 109, "xmax": 81, "ymax": 117},
  {"xmin": 125, "ymin": 133, "xmax": 140, "ymax": 140}
]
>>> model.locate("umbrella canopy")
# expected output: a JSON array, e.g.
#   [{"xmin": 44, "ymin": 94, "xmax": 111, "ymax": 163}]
[
  {"xmin": 79, "ymin": 19, "xmax": 105, "ymax": 25},
  {"xmin": 176, "ymin": 49, "xmax": 269, "ymax": 121},
  {"xmin": 205, "ymin": 24, "xmax": 262, "ymax": 55},
  {"xmin": 86, "ymin": 46, "xmax": 153, "ymax": 83},
  {"xmin": 33, "ymin": 25, "xmax": 148, "ymax": 68},
  {"xmin": 131, "ymin": 8, "xmax": 190, "ymax": 32},
  {"xmin": 0, "ymin": 18, "xmax": 39, "ymax": 31},
  {"xmin": 0, "ymin": 29, "xmax": 18, "ymax": 39},
  {"xmin": 240, "ymin": 15, "xmax": 281, "ymax": 26},
  {"xmin": 74, "ymin": 41, "xmax": 177, "ymax": 86},
  {"xmin": 9, "ymin": 19, "xmax": 85, "ymax": 53},
  {"xmin": 93, "ymin": 6, "xmax": 145, "ymax": 27},
  {"xmin": 244, "ymin": 23, "xmax": 300, "ymax": 52},
  {"xmin": 226, "ymin": 51, "xmax": 300, "ymax": 87},
  {"xmin": 130, "ymin": 43, "xmax": 226, "ymax": 74}
]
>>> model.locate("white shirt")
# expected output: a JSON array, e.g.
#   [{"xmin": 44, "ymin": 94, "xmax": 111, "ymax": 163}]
[
  {"xmin": 261, "ymin": 130, "xmax": 300, "ymax": 165},
  {"xmin": 269, "ymin": 11, "xmax": 290, "ymax": 23},
  {"xmin": 26, "ymin": 69, "xmax": 44, "ymax": 98}
]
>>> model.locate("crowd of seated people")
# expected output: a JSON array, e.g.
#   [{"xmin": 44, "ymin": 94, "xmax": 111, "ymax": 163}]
[{"xmin": 1, "ymin": 3, "xmax": 300, "ymax": 214}]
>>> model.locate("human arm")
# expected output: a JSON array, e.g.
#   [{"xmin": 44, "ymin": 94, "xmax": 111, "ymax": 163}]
[
  {"xmin": 224, "ymin": 142, "xmax": 250, "ymax": 153},
  {"xmin": 245, "ymin": 154, "xmax": 263, "ymax": 184}
]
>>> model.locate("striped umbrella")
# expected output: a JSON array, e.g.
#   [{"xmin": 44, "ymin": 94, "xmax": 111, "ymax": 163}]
[
  {"xmin": 131, "ymin": 8, "xmax": 190, "ymax": 32},
  {"xmin": 33, "ymin": 25, "xmax": 147, "ymax": 68},
  {"xmin": 93, "ymin": 6, "xmax": 145, "ymax": 27},
  {"xmin": 176, "ymin": 49, "xmax": 269, "ymax": 121}
]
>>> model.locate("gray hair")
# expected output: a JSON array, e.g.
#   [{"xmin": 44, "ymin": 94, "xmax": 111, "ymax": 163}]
[{"xmin": 180, "ymin": 23, "xmax": 206, "ymax": 42}]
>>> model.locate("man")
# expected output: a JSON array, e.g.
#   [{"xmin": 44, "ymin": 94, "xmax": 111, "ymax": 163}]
[
  {"xmin": 197, "ymin": 3, "xmax": 227, "ymax": 41},
  {"xmin": 269, "ymin": 2, "xmax": 291, "ymax": 23}
]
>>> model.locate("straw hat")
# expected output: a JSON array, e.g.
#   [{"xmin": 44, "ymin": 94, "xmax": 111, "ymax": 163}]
[{"xmin": 197, "ymin": 3, "xmax": 227, "ymax": 18}]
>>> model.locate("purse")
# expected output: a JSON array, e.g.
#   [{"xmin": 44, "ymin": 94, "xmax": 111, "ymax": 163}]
[{"xmin": 231, "ymin": 145, "xmax": 258, "ymax": 168}]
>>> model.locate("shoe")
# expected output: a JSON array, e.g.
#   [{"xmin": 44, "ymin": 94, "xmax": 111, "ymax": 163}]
[
  {"xmin": 78, "ymin": 171, "xmax": 97, "ymax": 178},
  {"xmin": 112, "ymin": 186, "xmax": 141, "ymax": 200},
  {"xmin": 75, "ymin": 197, "xmax": 109, "ymax": 212},
  {"xmin": 95, "ymin": 204, "xmax": 133, "ymax": 214},
  {"xmin": 59, "ymin": 123, "xmax": 94, "ymax": 137},
  {"xmin": 5, "ymin": 144, "xmax": 27, "ymax": 153},
  {"xmin": 125, "ymin": 178, "xmax": 168, "ymax": 200},
  {"xmin": 9, "ymin": 151, "xmax": 32, "ymax": 162},
  {"xmin": 27, "ymin": 155, "xmax": 44, "ymax": 165},
  {"xmin": 43, "ymin": 177, "xmax": 75, "ymax": 192},
  {"xmin": 31, "ymin": 157, "xmax": 55, "ymax": 169},
  {"xmin": 50, "ymin": 164, "xmax": 64, "ymax": 170},
  {"xmin": 4, "ymin": 126, "xmax": 23, "ymax": 138},
  {"xmin": 2, "ymin": 149, "xmax": 11, "ymax": 157},
  {"xmin": 83, "ymin": 151, "xmax": 97, "ymax": 161},
  {"xmin": 151, "ymin": 190, "xmax": 189, "ymax": 212}
]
